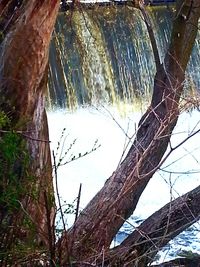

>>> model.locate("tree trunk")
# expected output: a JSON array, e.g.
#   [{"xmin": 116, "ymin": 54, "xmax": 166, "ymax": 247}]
[
  {"xmin": 0, "ymin": 0, "xmax": 60, "ymax": 263},
  {"xmin": 1, "ymin": 0, "xmax": 200, "ymax": 266},
  {"xmin": 59, "ymin": 0, "xmax": 200, "ymax": 264},
  {"xmin": 106, "ymin": 185, "xmax": 200, "ymax": 266}
]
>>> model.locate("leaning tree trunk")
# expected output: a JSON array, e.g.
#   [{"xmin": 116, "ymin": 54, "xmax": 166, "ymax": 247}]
[
  {"xmin": 106, "ymin": 185, "xmax": 200, "ymax": 266},
  {"xmin": 59, "ymin": 1, "xmax": 200, "ymax": 265},
  {"xmin": 0, "ymin": 0, "xmax": 60, "ymax": 263},
  {"xmin": 1, "ymin": 0, "xmax": 200, "ymax": 266}
]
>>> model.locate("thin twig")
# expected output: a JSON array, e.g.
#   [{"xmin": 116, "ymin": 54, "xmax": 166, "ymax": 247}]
[
  {"xmin": 21, "ymin": 133, "xmax": 51, "ymax": 143},
  {"xmin": 139, "ymin": 2, "xmax": 161, "ymax": 71},
  {"xmin": 53, "ymin": 151, "xmax": 66, "ymax": 233},
  {"xmin": 43, "ymin": 191, "xmax": 56, "ymax": 267},
  {"xmin": 70, "ymin": 183, "xmax": 82, "ymax": 263},
  {"xmin": 74, "ymin": 183, "xmax": 82, "ymax": 223},
  {"xmin": 0, "ymin": 129, "xmax": 51, "ymax": 143},
  {"xmin": 53, "ymin": 150, "xmax": 71, "ymax": 266}
]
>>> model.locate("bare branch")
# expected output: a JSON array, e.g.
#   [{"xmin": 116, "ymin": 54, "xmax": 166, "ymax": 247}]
[
  {"xmin": 106, "ymin": 185, "xmax": 200, "ymax": 266},
  {"xmin": 139, "ymin": 2, "xmax": 161, "ymax": 72}
]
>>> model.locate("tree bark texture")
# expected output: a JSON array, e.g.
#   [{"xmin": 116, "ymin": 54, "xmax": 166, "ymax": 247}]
[
  {"xmin": 107, "ymin": 185, "xmax": 200, "ymax": 266},
  {"xmin": 59, "ymin": 1, "xmax": 200, "ymax": 264},
  {"xmin": 0, "ymin": 0, "xmax": 200, "ymax": 266},
  {"xmin": 0, "ymin": 0, "xmax": 60, "ymax": 256}
]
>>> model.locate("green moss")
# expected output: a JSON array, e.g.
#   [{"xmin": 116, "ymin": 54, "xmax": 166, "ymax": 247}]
[
  {"xmin": 0, "ymin": 110, "xmax": 10, "ymax": 128},
  {"xmin": 0, "ymin": 116, "xmax": 43, "ymax": 264},
  {"xmin": 0, "ymin": 131, "xmax": 30, "ymax": 211}
]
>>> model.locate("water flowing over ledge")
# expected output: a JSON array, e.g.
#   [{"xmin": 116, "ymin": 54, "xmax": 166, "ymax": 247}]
[
  {"xmin": 48, "ymin": 6, "xmax": 200, "ymax": 110},
  {"xmin": 47, "ymin": 5, "xmax": 200, "ymax": 264}
]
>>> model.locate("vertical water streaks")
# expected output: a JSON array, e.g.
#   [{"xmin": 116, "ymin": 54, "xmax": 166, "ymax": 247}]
[
  {"xmin": 48, "ymin": 6, "xmax": 200, "ymax": 109},
  {"xmin": 72, "ymin": 10, "xmax": 116, "ymax": 105}
]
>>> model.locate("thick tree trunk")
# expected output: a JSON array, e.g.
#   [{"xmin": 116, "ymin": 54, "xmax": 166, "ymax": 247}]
[
  {"xmin": 60, "ymin": 185, "xmax": 200, "ymax": 266},
  {"xmin": 0, "ymin": 0, "xmax": 60, "ymax": 262},
  {"xmin": 1, "ymin": 0, "xmax": 200, "ymax": 266},
  {"xmin": 59, "ymin": 1, "xmax": 200, "ymax": 264},
  {"xmin": 106, "ymin": 185, "xmax": 200, "ymax": 266}
]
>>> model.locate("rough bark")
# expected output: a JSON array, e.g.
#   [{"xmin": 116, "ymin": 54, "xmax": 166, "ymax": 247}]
[
  {"xmin": 59, "ymin": 1, "xmax": 200, "ymax": 263},
  {"xmin": 1, "ymin": 0, "xmax": 200, "ymax": 266},
  {"xmin": 0, "ymin": 0, "xmax": 60, "ymax": 259},
  {"xmin": 106, "ymin": 185, "xmax": 200, "ymax": 266}
]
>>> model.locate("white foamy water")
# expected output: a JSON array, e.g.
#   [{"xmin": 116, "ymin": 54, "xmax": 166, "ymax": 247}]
[
  {"xmin": 47, "ymin": 106, "xmax": 200, "ymax": 259},
  {"xmin": 48, "ymin": 106, "xmax": 141, "ymax": 214}
]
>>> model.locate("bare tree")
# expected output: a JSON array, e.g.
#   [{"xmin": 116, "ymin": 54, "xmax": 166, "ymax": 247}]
[{"xmin": 0, "ymin": 0, "xmax": 200, "ymax": 266}]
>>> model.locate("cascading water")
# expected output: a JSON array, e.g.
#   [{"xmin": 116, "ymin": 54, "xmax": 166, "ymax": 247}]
[
  {"xmin": 47, "ymin": 5, "xmax": 200, "ymax": 263},
  {"xmin": 48, "ymin": 6, "xmax": 200, "ymax": 109}
]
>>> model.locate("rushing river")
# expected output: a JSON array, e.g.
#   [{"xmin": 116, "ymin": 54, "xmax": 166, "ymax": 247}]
[
  {"xmin": 47, "ymin": 4, "xmax": 200, "ymax": 263},
  {"xmin": 48, "ymin": 105, "xmax": 200, "ymax": 262}
]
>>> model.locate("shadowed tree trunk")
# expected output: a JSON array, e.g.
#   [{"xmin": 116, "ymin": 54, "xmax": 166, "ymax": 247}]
[
  {"xmin": 0, "ymin": 0, "xmax": 200, "ymax": 266},
  {"xmin": 106, "ymin": 185, "xmax": 200, "ymax": 266},
  {"xmin": 0, "ymin": 0, "xmax": 60, "ymax": 263}
]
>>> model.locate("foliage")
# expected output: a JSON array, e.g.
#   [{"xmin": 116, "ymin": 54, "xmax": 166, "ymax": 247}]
[
  {"xmin": 54, "ymin": 127, "xmax": 101, "ymax": 168},
  {"xmin": 0, "ymin": 111, "xmax": 39, "ymax": 264},
  {"xmin": 0, "ymin": 132, "xmax": 29, "ymax": 211},
  {"xmin": 0, "ymin": 111, "xmax": 10, "ymax": 128},
  {"xmin": 54, "ymin": 128, "xmax": 100, "ymax": 239},
  {"xmin": 1, "ymin": 0, "xmax": 200, "ymax": 266},
  {"xmin": 55, "ymin": 199, "xmax": 76, "ymax": 238}
]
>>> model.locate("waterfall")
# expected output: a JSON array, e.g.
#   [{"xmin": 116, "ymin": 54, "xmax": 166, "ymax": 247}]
[
  {"xmin": 48, "ymin": 6, "xmax": 200, "ymax": 109},
  {"xmin": 47, "ymin": 6, "xmax": 200, "ymax": 259}
]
